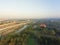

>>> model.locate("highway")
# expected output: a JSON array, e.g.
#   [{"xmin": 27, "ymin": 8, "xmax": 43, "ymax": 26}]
[
  {"xmin": 0, "ymin": 22, "xmax": 28, "ymax": 35},
  {"xmin": 14, "ymin": 25, "xmax": 29, "ymax": 34},
  {"xmin": 0, "ymin": 22, "xmax": 16, "ymax": 29}
]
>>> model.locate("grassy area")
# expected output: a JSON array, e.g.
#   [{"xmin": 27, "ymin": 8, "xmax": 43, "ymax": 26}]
[{"xmin": 26, "ymin": 36, "xmax": 37, "ymax": 45}]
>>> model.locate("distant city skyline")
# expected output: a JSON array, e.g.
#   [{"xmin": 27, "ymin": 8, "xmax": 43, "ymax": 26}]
[{"xmin": 0, "ymin": 0, "xmax": 60, "ymax": 19}]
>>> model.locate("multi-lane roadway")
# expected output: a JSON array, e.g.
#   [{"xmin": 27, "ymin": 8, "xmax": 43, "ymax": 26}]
[{"xmin": 0, "ymin": 22, "xmax": 29, "ymax": 36}]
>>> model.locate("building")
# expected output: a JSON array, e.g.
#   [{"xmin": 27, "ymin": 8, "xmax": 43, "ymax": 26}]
[{"xmin": 40, "ymin": 24, "xmax": 47, "ymax": 28}]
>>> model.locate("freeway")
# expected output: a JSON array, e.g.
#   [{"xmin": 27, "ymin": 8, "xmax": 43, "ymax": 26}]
[
  {"xmin": 14, "ymin": 25, "xmax": 29, "ymax": 34},
  {"xmin": 0, "ymin": 22, "xmax": 16, "ymax": 29},
  {"xmin": 0, "ymin": 23, "xmax": 27, "ymax": 35},
  {"xmin": 0, "ymin": 23, "xmax": 26, "ymax": 32}
]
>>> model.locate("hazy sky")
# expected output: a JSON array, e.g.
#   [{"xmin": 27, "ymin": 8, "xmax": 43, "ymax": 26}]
[{"xmin": 0, "ymin": 0, "xmax": 60, "ymax": 19}]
